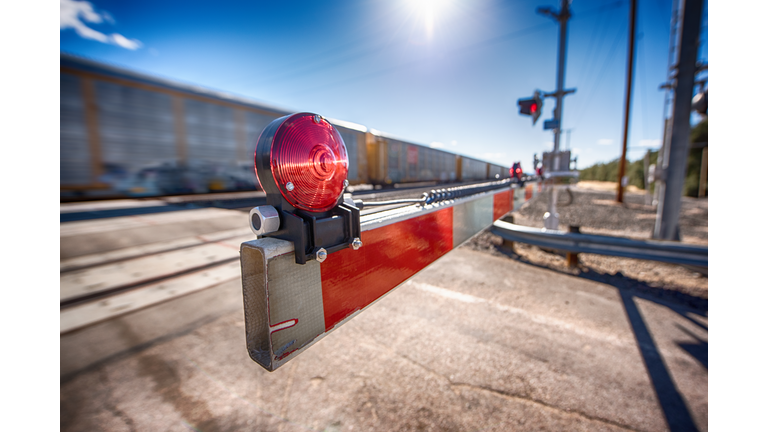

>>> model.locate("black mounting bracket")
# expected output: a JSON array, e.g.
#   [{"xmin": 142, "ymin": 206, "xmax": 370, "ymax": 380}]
[{"xmin": 265, "ymin": 202, "xmax": 361, "ymax": 265}]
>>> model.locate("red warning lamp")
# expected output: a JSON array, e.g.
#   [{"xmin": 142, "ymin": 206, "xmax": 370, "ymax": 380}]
[
  {"xmin": 510, "ymin": 162, "xmax": 523, "ymax": 181},
  {"xmin": 261, "ymin": 113, "xmax": 349, "ymax": 212},
  {"xmin": 517, "ymin": 90, "xmax": 543, "ymax": 125},
  {"xmin": 254, "ymin": 112, "xmax": 361, "ymax": 265}
]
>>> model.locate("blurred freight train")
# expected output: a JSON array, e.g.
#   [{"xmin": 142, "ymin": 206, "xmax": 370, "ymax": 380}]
[{"xmin": 60, "ymin": 53, "xmax": 511, "ymax": 201}]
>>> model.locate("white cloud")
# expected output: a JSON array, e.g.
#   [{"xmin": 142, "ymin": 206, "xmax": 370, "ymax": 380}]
[
  {"xmin": 450, "ymin": 140, "xmax": 458, "ymax": 146},
  {"xmin": 639, "ymin": 139, "xmax": 661, "ymax": 148},
  {"xmin": 60, "ymin": 0, "xmax": 142, "ymax": 50},
  {"xmin": 598, "ymin": 139, "xmax": 614, "ymax": 145},
  {"xmin": 102, "ymin": 11, "xmax": 115, "ymax": 25},
  {"xmin": 429, "ymin": 141, "xmax": 445, "ymax": 149},
  {"xmin": 111, "ymin": 33, "xmax": 142, "ymax": 50},
  {"xmin": 572, "ymin": 147, "xmax": 581, "ymax": 155}
]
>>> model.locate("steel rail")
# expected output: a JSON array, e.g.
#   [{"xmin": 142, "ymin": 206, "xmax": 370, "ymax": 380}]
[{"xmin": 491, "ymin": 220, "xmax": 707, "ymax": 268}]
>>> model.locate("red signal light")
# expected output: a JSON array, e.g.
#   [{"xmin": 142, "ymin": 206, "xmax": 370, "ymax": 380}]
[
  {"xmin": 531, "ymin": 103, "xmax": 537, "ymax": 113},
  {"xmin": 256, "ymin": 113, "xmax": 349, "ymax": 212}
]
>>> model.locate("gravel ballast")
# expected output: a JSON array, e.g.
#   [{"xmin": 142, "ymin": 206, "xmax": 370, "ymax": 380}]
[{"xmin": 462, "ymin": 181, "xmax": 708, "ymax": 308}]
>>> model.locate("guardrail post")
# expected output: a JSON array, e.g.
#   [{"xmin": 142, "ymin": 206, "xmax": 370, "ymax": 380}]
[
  {"xmin": 566, "ymin": 225, "xmax": 580, "ymax": 267},
  {"xmin": 501, "ymin": 215, "xmax": 515, "ymax": 250}
]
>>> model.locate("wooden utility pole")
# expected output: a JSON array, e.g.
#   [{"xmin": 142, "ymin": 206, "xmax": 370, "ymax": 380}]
[{"xmin": 616, "ymin": 0, "xmax": 637, "ymax": 203}]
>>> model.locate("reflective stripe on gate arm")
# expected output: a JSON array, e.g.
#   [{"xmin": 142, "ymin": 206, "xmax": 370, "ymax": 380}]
[
  {"xmin": 240, "ymin": 184, "xmax": 540, "ymax": 371},
  {"xmin": 320, "ymin": 208, "xmax": 453, "ymax": 331}
]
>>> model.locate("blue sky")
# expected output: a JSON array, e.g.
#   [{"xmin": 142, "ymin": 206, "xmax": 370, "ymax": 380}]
[{"xmin": 60, "ymin": 0, "xmax": 707, "ymax": 170}]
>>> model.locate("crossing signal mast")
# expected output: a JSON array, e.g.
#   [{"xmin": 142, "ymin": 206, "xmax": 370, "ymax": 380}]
[{"xmin": 513, "ymin": 0, "xmax": 578, "ymax": 230}]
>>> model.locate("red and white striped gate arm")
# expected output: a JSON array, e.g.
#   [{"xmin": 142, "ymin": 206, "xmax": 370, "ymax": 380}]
[{"xmin": 240, "ymin": 182, "xmax": 541, "ymax": 371}]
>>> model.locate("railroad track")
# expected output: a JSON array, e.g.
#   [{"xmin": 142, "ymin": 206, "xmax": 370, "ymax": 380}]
[
  {"xmin": 60, "ymin": 208, "xmax": 254, "ymax": 334},
  {"xmin": 60, "ymin": 180, "xmax": 523, "ymax": 334},
  {"xmin": 60, "ymin": 178, "xmax": 533, "ymax": 222}
]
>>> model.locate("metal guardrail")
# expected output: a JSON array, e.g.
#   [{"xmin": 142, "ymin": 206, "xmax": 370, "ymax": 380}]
[{"xmin": 491, "ymin": 220, "xmax": 708, "ymax": 268}]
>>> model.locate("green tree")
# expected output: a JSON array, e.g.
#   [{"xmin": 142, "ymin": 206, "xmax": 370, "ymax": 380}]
[
  {"xmin": 685, "ymin": 119, "xmax": 708, "ymax": 197},
  {"xmin": 579, "ymin": 118, "xmax": 706, "ymax": 196}
]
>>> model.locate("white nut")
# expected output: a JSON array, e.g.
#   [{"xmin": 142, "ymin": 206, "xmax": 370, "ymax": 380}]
[
  {"xmin": 249, "ymin": 206, "xmax": 280, "ymax": 236},
  {"xmin": 316, "ymin": 248, "xmax": 328, "ymax": 263}
]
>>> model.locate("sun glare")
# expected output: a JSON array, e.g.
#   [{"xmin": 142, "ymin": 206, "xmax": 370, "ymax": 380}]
[{"xmin": 407, "ymin": 0, "xmax": 454, "ymax": 42}]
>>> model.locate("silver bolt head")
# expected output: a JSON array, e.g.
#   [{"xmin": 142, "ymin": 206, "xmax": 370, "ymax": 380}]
[
  {"xmin": 249, "ymin": 205, "xmax": 280, "ymax": 236},
  {"xmin": 351, "ymin": 238, "xmax": 363, "ymax": 250},
  {"xmin": 286, "ymin": 182, "xmax": 295, "ymax": 191},
  {"xmin": 313, "ymin": 114, "xmax": 322, "ymax": 124},
  {"xmin": 316, "ymin": 248, "xmax": 328, "ymax": 263},
  {"xmin": 343, "ymin": 179, "xmax": 349, "ymax": 188}
]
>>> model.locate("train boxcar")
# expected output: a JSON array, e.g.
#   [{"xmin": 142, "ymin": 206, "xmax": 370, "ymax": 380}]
[
  {"xmin": 60, "ymin": 53, "xmax": 511, "ymax": 200},
  {"xmin": 365, "ymin": 130, "xmax": 459, "ymax": 186}
]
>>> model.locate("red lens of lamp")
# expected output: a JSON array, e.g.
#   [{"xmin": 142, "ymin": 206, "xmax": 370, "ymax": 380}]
[{"xmin": 270, "ymin": 114, "xmax": 349, "ymax": 212}]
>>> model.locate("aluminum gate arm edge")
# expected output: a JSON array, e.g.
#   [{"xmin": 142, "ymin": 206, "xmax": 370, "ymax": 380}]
[{"xmin": 240, "ymin": 182, "xmax": 539, "ymax": 371}]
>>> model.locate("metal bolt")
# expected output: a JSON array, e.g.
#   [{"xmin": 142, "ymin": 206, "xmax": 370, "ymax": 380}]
[
  {"xmin": 316, "ymin": 248, "xmax": 327, "ymax": 263},
  {"xmin": 351, "ymin": 238, "xmax": 362, "ymax": 250},
  {"xmin": 286, "ymin": 182, "xmax": 294, "ymax": 191},
  {"xmin": 313, "ymin": 114, "xmax": 322, "ymax": 124},
  {"xmin": 343, "ymin": 179, "xmax": 349, "ymax": 189}
]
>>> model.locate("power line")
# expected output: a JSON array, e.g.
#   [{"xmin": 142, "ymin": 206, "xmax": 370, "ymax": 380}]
[
  {"xmin": 571, "ymin": 7, "xmax": 620, "ymax": 115},
  {"xmin": 278, "ymin": 0, "xmax": 627, "ymax": 98},
  {"xmin": 575, "ymin": 5, "xmax": 609, "ymax": 87},
  {"xmin": 572, "ymin": 23, "xmax": 627, "ymax": 128},
  {"xmin": 281, "ymin": 22, "xmax": 553, "ymax": 97},
  {"xmin": 228, "ymin": 0, "xmax": 529, "ymax": 89}
]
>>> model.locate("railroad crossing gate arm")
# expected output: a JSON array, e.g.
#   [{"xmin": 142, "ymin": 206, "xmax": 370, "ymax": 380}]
[{"xmin": 240, "ymin": 183, "xmax": 540, "ymax": 371}]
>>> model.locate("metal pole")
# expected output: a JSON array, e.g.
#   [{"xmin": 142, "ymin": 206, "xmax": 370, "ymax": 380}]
[
  {"xmin": 552, "ymin": 0, "xmax": 570, "ymax": 161},
  {"xmin": 653, "ymin": 3, "xmax": 680, "ymax": 211},
  {"xmin": 653, "ymin": 0, "xmax": 703, "ymax": 240},
  {"xmin": 616, "ymin": 0, "xmax": 637, "ymax": 203},
  {"xmin": 540, "ymin": 0, "xmax": 571, "ymax": 230}
]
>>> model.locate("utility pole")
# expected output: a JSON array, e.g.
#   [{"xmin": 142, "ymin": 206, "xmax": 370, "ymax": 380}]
[
  {"xmin": 653, "ymin": 0, "xmax": 704, "ymax": 240},
  {"xmin": 537, "ymin": 0, "xmax": 574, "ymax": 230},
  {"xmin": 616, "ymin": 0, "xmax": 637, "ymax": 203}
]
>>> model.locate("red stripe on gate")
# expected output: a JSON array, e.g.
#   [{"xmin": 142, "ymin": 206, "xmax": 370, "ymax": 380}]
[
  {"xmin": 493, "ymin": 190, "xmax": 511, "ymax": 220},
  {"xmin": 320, "ymin": 207, "xmax": 454, "ymax": 331}
]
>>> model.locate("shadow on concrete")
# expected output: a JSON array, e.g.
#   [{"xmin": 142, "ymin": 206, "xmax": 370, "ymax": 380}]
[
  {"xmin": 618, "ymin": 289, "xmax": 700, "ymax": 431},
  {"xmin": 493, "ymin": 245, "xmax": 706, "ymax": 432},
  {"xmin": 675, "ymin": 324, "xmax": 708, "ymax": 370}
]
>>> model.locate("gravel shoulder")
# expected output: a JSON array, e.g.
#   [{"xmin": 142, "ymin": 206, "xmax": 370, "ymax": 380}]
[{"xmin": 462, "ymin": 181, "xmax": 709, "ymax": 305}]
